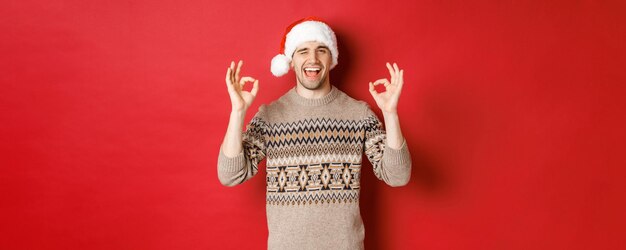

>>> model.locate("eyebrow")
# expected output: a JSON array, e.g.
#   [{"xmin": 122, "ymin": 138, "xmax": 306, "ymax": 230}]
[{"xmin": 296, "ymin": 45, "xmax": 330, "ymax": 53}]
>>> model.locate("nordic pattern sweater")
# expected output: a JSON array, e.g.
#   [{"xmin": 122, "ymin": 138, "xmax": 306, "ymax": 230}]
[{"xmin": 218, "ymin": 86, "xmax": 412, "ymax": 250}]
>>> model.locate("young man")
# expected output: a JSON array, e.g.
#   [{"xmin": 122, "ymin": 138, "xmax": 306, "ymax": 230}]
[{"xmin": 218, "ymin": 17, "xmax": 411, "ymax": 249}]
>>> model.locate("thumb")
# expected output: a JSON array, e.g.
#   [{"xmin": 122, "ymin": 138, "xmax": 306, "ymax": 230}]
[
  {"xmin": 250, "ymin": 80, "xmax": 259, "ymax": 96},
  {"xmin": 368, "ymin": 82, "xmax": 377, "ymax": 96}
]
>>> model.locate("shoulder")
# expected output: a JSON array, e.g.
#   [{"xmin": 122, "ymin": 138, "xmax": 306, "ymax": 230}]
[
  {"xmin": 336, "ymin": 89, "xmax": 377, "ymax": 119},
  {"xmin": 336, "ymin": 88, "xmax": 362, "ymax": 105},
  {"xmin": 262, "ymin": 92, "xmax": 288, "ymax": 115},
  {"xmin": 250, "ymin": 104, "xmax": 268, "ymax": 124},
  {"xmin": 253, "ymin": 89, "xmax": 293, "ymax": 124},
  {"xmin": 334, "ymin": 87, "xmax": 371, "ymax": 111}
]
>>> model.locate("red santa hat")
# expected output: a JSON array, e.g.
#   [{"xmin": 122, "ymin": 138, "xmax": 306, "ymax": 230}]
[{"xmin": 270, "ymin": 17, "xmax": 339, "ymax": 77}]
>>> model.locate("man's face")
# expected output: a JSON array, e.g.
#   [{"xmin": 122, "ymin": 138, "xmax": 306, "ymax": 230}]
[{"xmin": 291, "ymin": 41, "xmax": 333, "ymax": 90}]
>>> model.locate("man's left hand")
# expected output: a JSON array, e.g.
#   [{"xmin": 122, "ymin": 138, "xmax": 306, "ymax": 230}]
[{"xmin": 369, "ymin": 62, "xmax": 404, "ymax": 114}]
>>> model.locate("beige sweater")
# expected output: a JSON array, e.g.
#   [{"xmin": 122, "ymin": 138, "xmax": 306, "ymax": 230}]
[{"xmin": 218, "ymin": 86, "xmax": 412, "ymax": 249}]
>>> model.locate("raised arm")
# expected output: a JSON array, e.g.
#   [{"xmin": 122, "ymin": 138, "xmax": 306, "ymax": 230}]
[
  {"xmin": 365, "ymin": 62, "xmax": 411, "ymax": 187},
  {"xmin": 222, "ymin": 60, "xmax": 259, "ymax": 157},
  {"xmin": 368, "ymin": 62, "xmax": 405, "ymax": 149},
  {"xmin": 218, "ymin": 60, "xmax": 265, "ymax": 187}
]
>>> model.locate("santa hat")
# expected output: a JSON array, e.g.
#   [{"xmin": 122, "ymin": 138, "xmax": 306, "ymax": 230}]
[{"xmin": 270, "ymin": 17, "xmax": 338, "ymax": 77}]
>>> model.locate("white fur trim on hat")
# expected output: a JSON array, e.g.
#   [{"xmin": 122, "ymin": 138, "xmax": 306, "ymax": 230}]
[
  {"xmin": 271, "ymin": 54, "xmax": 291, "ymax": 77},
  {"xmin": 270, "ymin": 20, "xmax": 338, "ymax": 77}
]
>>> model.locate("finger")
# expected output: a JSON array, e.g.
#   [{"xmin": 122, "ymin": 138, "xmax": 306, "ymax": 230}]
[
  {"xmin": 229, "ymin": 61, "xmax": 236, "ymax": 85},
  {"xmin": 369, "ymin": 82, "xmax": 379, "ymax": 97},
  {"xmin": 370, "ymin": 82, "xmax": 380, "ymax": 100},
  {"xmin": 225, "ymin": 67, "xmax": 233, "ymax": 87},
  {"xmin": 372, "ymin": 78, "xmax": 390, "ymax": 86},
  {"xmin": 393, "ymin": 63, "xmax": 401, "ymax": 85},
  {"xmin": 240, "ymin": 76, "xmax": 256, "ymax": 88},
  {"xmin": 386, "ymin": 62, "xmax": 395, "ymax": 79},
  {"xmin": 240, "ymin": 77, "xmax": 256, "ymax": 94},
  {"xmin": 397, "ymin": 70, "xmax": 405, "ymax": 92},
  {"xmin": 225, "ymin": 67, "xmax": 231, "ymax": 83},
  {"xmin": 235, "ymin": 60, "xmax": 243, "ymax": 83},
  {"xmin": 251, "ymin": 80, "xmax": 259, "ymax": 96},
  {"xmin": 240, "ymin": 76, "xmax": 255, "ymax": 82},
  {"xmin": 396, "ymin": 69, "xmax": 404, "ymax": 92}
]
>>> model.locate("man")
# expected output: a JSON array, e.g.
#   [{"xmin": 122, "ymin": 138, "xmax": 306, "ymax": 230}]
[{"xmin": 218, "ymin": 17, "xmax": 411, "ymax": 249}]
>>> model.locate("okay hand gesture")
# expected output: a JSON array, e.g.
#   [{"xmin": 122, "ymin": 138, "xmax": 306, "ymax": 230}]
[
  {"xmin": 369, "ymin": 62, "xmax": 404, "ymax": 114},
  {"xmin": 225, "ymin": 60, "xmax": 259, "ymax": 112}
]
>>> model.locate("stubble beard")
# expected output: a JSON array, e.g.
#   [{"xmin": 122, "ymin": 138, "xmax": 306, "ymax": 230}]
[{"xmin": 296, "ymin": 72, "xmax": 328, "ymax": 90}]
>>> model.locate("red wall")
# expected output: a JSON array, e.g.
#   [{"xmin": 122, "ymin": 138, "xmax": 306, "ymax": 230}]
[{"xmin": 2, "ymin": 1, "xmax": 625, "ymax": 249}]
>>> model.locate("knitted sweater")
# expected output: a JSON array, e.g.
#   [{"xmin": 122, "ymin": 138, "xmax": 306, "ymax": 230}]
[{"xmin": 218, "ymin": 86, "xmax": 412, "ymax": 250}]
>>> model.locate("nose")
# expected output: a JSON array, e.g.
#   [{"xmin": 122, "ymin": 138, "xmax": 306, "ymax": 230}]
[{"xmin": 306, "ymin": 51, "xmax": 319, "ymax": 63}]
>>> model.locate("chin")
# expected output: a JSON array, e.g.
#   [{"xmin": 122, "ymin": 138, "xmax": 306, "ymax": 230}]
[
  {"xmin": 301, "ymin": 81, "xmax": 322, "ymax": 90},
  {"xmin": 298, "ymin": 77, "xmax": 327, "ymax": 90}
]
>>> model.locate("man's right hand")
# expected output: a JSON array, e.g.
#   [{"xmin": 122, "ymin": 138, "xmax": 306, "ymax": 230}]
[{"xmin": 225, "ymin": 60, "xmax": 259, "ymax": 113}]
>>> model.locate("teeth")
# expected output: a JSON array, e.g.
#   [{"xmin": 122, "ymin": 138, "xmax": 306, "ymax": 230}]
[{"xmin": 304, "ymin": 67, "xmax": 321, "ymax": 72}]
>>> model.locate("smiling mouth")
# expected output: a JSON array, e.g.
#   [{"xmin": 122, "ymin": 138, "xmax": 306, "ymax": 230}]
[{"xmin": 303, "ymin": 67, "xmax": 321, "ymax": 78}]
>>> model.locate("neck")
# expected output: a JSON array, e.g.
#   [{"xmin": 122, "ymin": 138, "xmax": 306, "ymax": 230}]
[
  {"xmin": 287, "ymin": 82, "xmax": 339, "ymax": 107},
  {"xmin": 295, "ymin": 81, "xmax": 332, "ymax": 99}
]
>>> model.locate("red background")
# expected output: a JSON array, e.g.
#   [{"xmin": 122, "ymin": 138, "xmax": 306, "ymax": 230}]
[{"xmin": 2, "ymin": 1, "xmax": 625, "ymax": 249}]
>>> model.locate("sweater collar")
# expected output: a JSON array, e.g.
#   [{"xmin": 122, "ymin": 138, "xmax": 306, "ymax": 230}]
[{"xmin": 286, "ymin": 85, "xmax": 340, "ymax": 106}]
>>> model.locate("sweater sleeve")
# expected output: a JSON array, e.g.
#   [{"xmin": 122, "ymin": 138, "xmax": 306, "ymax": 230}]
[
  {"xmin": 363, "ymin": 106, "xmax": 412, "ymax": 187},
  {"xmin": 217, "ymin": 107, "xmax": 268, "ymax": 187}
]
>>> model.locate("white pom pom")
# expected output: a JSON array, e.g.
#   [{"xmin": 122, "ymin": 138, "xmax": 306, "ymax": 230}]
[{"xmin": 271, "ymin": 54, "xmax": 291, "ymax": 77}]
